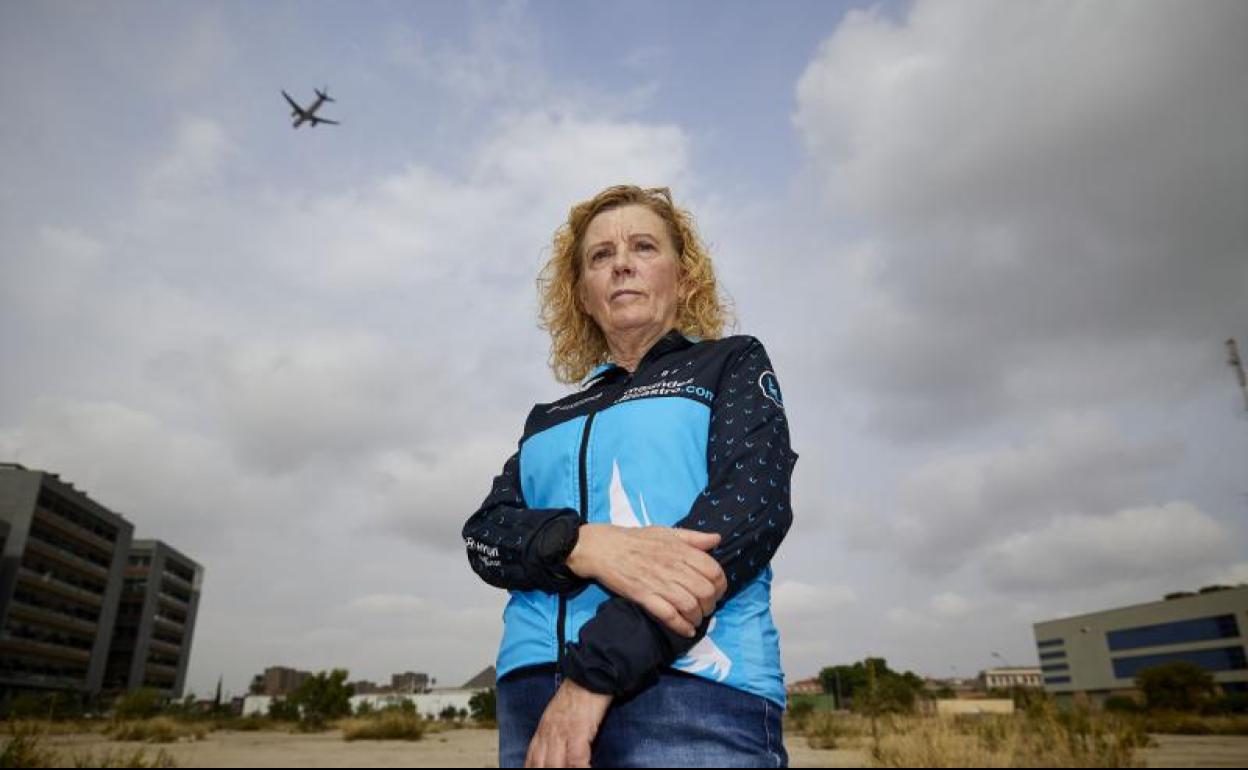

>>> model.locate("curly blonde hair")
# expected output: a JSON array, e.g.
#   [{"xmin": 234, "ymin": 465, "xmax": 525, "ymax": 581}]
[{"xmin": 538, "ymin": 185, "xmax": 732, "ymax": 384}]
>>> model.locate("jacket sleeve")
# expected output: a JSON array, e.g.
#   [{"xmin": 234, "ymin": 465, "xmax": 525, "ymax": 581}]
[
  {"xmin": 461, "ymin": 447, "xmax": 588, "ymax": 594},
  {"xmin": 562, "ymin": 336, "xmax": 798, "ymax": 695}
]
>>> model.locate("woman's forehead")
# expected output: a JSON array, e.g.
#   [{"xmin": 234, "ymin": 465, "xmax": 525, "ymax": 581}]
[{"xmin": 586, "ymin": 204, "xmax": 673, "ymax": 243}]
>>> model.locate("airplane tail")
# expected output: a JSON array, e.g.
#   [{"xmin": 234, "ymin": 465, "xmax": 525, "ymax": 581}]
[{"xmin": 316, "ymin": 87, "xmax": 335, "ymax": 103}]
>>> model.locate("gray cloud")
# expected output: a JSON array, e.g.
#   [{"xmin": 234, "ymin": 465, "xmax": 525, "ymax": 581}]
[{"xmin": 794, "ymin": 0, "xmax": 1248, "ymax": 439}]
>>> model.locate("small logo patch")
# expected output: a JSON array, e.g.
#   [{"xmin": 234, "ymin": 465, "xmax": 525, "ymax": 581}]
[{"xmin": 758, "ymin": 371, "xmax": 784, "ymax": 408}]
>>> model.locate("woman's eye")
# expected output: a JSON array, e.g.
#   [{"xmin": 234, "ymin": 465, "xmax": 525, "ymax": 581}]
[
  {"xmin": 591, "ymin": 251, "xmax": 608, "ymax": 261},
  {"xmin": 638, "ymin": 242, "xmax": 654, "ymax": 251}
]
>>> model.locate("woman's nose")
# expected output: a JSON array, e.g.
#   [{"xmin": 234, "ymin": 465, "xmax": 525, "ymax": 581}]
[{"xmin": 611, "ymin": 250, "xmax": 635, "ymax": 275}]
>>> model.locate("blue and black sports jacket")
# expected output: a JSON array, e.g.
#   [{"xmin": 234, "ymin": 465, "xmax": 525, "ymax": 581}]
[{"xmin": 462, "ymin": 329, "xmax": 797, "ymax": 706}]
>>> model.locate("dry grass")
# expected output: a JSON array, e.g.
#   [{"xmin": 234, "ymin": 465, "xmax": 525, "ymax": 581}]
[
  {"xmin": 0, "ymin": 717, "xmax": 100, "ymax": 736},
  {"xmin": 794, "ymin": 702, "xmax": 1153, "ymax": 767},
  {"xmin": 337, "ymin": 711, "xmax": 426, "ymax": 742},
  {"xmin": 103, "ymin": 716, "xmax": 208, "ymax": 743},
  {"xmin": 0, "ymin": 721, "xmax": 178, "ymax": 767}
]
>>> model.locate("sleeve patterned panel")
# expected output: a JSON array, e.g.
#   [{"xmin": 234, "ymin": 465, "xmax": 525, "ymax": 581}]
[
  {"xmin": 461, "ymin": 450, "xmax": 584, "ymax": 594},
  {"xmin": 676, "ymin": 336, "xmax": 797, "ymax": 592}
]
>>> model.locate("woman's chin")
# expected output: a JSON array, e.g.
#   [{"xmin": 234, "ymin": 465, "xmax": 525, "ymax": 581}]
[{"xmin": 604, "ymin": 311, "xmax": 655, "ymax": 331}]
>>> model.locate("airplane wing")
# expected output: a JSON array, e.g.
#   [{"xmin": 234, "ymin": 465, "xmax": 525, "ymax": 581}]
[
  {"xmin": 310, "ymin": 116, "xmax": 340, "ymax": 126},
  {"xmin": 281, "ymin": 90, "xmax": 304, "ymax": 113}
]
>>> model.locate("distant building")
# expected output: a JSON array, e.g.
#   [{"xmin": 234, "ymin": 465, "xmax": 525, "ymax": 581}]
[
  {"xmin": 785, "ymin": 676, "xmax": 822, "ymax": 695},
  {"xmin": 391, "ymin": 671, "xmax": 429, "ymax": 693},
  {"xmin": 1034, "ymin": 585, "xmax": 1248, "ymax": 707},
  {"xmin": 260, "ymin": 666, "xmax": 310, "ymax": 696},
  {"xmin": 349, "ymin": 679, "xmax": 382, "ymax": 695},
  {"xmin": 978, "ymin": 667, "xmax": 1043, "ymax": 690},
  {"xmin": 103, "ymin": 540, "xmax": 203, "ymax": 697},
  {"xmin": 0, "ymin": 464, "xmax": 134, "ymax": 699},
  {"xmin": 460, "ymin": 665, "xmax": 495, "ymax": 690}
]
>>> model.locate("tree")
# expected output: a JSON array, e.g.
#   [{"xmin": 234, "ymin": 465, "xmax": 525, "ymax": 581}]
[
  {"xmin": 1136, "ymin": 661, "xmax": 1215, "ymax": 712},
  {"xmin": 469, "ymin": 689, "xmax": 496, "ymax": 722},
  {"xmin": 289, "ymin": 669, "xmax": 355, "ymax": 727},
  {"xmin": 268, "ymin": 697, "xmax": 300, "ymax": 721},
  {"xmin": 817, "ymin": 657, "xmax": 924, "ymax": 713}
]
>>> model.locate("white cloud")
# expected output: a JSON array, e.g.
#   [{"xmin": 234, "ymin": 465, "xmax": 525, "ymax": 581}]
[
  {"xmin": 143, "ymin": 116, "xmax": 233, "ymax": 199},
  {"xmin": 883, "ymin": 411, "xmax": 1184, "ymax": 573},
  {"xmin": 773, "ymin": 580, "xmax": 857, "ymax": 617},
  {"xmin": 929, "ymin": 592, "xmax": 972, "ymax": 620},
  {"xmin": 1208, "ymin": 562, "xmax": 1248, "ymax": 587},
  {"xmin": 348, "ymin": 593, "xmax": 428, "ymax": 613},
  {"xmin": 982, "ymin": 502, "xmax": 1231, "ymax": 592},
  {"xmin": 886, "ymin": 606, "xmax": 937, "ymax": 631}
]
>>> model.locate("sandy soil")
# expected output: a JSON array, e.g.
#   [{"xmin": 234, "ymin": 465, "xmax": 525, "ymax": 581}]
[{"xmin": 31, "ymin": 728, "xmax": 1248, "ymax": 767}]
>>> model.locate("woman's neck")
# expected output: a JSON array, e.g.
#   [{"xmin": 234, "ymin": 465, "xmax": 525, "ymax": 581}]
[{"xmin": 607, "ymin": 324, "xmax": 673, "ymax": 373}]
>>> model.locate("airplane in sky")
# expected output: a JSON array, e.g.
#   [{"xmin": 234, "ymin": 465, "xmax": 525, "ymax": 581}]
[{"xmin": 281, "ymin": 88, "xmax": 340, "ymax": 128}]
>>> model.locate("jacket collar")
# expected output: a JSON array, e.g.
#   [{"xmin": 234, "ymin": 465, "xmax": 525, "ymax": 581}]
[{"xmin": 581, "ymin": 328, "xmax": 697, "ymax": 387}]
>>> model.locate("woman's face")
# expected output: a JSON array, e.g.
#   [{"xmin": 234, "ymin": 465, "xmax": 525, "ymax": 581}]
[{"xmin": 577, "ymin": 204, "xmax": 682, "ymax": 343}]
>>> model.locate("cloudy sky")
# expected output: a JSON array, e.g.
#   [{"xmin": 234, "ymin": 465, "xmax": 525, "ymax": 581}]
[{"xmin": 2, "ymin": 0, "xmax": 1245, "ymax": 698}]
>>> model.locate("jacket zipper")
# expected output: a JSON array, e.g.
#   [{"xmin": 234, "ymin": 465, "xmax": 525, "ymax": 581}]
[{"xmin": 557, "ymin": 371, "xmax": 634, "ymax": 672}]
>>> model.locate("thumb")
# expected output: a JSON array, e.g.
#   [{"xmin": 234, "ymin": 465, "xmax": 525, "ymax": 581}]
[{"xmin": 670, "ymin": 528, "xmax": 721, "ymax": 550}]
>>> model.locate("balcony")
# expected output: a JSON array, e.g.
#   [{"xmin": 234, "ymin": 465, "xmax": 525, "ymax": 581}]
[
  {"xmin": 0, "ymin": 636, "xmax": 92, "ymax": 665},
  {"xmin": 16, "ymin": 567, "xmax": 104, "ymax": 608},
  {"xmin": 5, "ymin": 599, "xmax": 98, "ymax": 637},
  {"xmin": 23, "ymin": 536, "xmax": 110, "ymax": 582},
  {"xmin": 147, "ymin": 637, "xmax": 182, "ymax": 657},
  {"xmin": 161, "ymin": 569, "xmax": 194, "ymax": 592},
  {"xmin": 153, "ymin": 614, "xmax": 184, "ymax": 632},
  {"xmin": 158, "ymin": 591, "xmax": 189, "ymax": 612},
  {"xmin": 32, "ymin": 506, "xmax": 115, "ymax": 556},
  {"xmin": 0, "ymin": 670, "xmax": 88, "ymax": 691}
]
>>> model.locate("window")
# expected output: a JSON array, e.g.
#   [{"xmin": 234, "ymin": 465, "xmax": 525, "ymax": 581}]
[
  {"xmin": 1037, "ymin": 638, "xmax": 1064, "ymax": 648},
  {"xmin": 1107, "ymin": 615, "xmax": 1240, "ymax": 652},
  {"xmin": 1111, "ymin": 646, "xmax": 1248, "ymax": 680},
  {"xmin": 1040, "ymin": 651, "xmax": 1067, "ymax": 661},
  {"xmin": 1041, "ymin": 663, "xmax": 1069, "ymax": 673},
  {"xmin": 1044, "ymin": 676, "xmax": 1071, "ymax": 685}
]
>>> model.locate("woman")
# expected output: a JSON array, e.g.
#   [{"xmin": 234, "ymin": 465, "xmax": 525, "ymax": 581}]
[{"xmin": 462, "ymin": 185, "xmax": 797, "ymax": 767}]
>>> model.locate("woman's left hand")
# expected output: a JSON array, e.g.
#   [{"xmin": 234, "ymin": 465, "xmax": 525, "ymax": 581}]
[{"xmin": 525, "ymin": 679, "xmax": 612, "ymax": 768}]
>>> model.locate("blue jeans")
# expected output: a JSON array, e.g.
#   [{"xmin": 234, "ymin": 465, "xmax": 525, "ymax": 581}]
[{"xmin": 497, "ymin": 665, "xmax": 788, "ymax": 768}]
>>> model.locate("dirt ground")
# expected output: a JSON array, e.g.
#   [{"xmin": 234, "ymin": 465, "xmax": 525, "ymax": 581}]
[{"xmin": 33, "ymin": 728, "xmax": 1248, "ymax": 767}]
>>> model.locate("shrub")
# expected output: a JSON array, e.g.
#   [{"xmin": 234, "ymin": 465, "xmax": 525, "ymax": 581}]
[
  {"xmin": 104, "ymin": 717, "xmax": 206, "ymax": 743},
  {"xmin": 115, "ymin": 689, "xmax": 164, "ymax": 720},
  {"xmin": 340, "ymin": 711, "xmax": 425, "ymax": 742},
  {"xmin": 1104, "ymin": 696, "xmax": 1142, "ymax": 714},
  {"xmin": 1136, "ymin": 662, "xmax": 1215, "ymax": 712}
]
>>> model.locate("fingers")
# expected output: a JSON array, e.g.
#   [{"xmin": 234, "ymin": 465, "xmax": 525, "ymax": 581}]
[
  {"xmin": 670, "ymin": 527, "xmax": 721, "ymax": 550},
  {"xmin": 671, "ymin": 566, "xmax": 720, "ymax": 617},
  {"xmin": 639, "ymin": 592, "xmax": 697, "ymax": 638},
  {"xmin": 667, "ymin": 529, "xmax": 728, "ymax": 593},
  {"xmin": 680, "ymin": 549, "xmax": 728, "ymax": 600}
]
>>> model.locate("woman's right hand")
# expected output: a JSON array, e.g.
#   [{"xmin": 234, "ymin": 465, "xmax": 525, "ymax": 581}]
[{"xmin": 564, "ymin": 524, "xmax": 727, "ymax": 638}]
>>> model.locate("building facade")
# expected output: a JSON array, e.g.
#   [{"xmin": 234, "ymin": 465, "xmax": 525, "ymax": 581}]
[
  {"xmin": 979, "ymin": 667, "xmax": 1043, "ymax": 690},
  {"xmin": 391, "ymin": 671, "xmax": 430, "ymax": 693},
  {"xmin": 0, "ymin": 464, "xmax": 134, "ymax": 699},
  {"xmin": 103, "ymin": 540, "xmax": 203, "ymax": 697},
  {"xmin": 260, "ymin": 666, "xmax": 311, "ymax": 697},
  {"xmin": 1034, "ymin": 586, "xmax": 1248, "ymax": 705}
]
